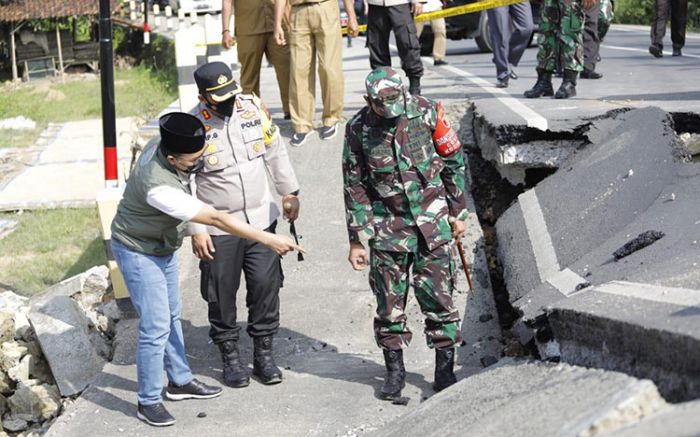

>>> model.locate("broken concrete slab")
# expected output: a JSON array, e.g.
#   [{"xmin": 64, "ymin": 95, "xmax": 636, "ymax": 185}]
[
  {"xmin": 603, "ymin": 400, "xmax": 700, "ymax": 437},
  {"xmin": 370, "ymin": 359, "xmax": 667, "ymax": 437},
  {"xmin": 496, "ymin": 107, "xmax": 682, "ymax": 306},
  {"xmin": 28, "ymin": 295, "xmax": 104, "ymax": 396},
  {"xmin": 547, "ymin": 282, "xmax": 700, "ymax": 402},
  {"xmin": 7, "ymin": 382, "xmax": 60, "ymax": 423}
]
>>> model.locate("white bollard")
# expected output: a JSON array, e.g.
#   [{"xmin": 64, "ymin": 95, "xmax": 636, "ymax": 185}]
[
  {"xmin": 155, "ymin": 16, "xmax": 161, "ymax": 30},
  {"xmin": 203, "ymin": 14, "xmax": 225, "ymax": 64},
  {"xmin": 153, "ymin": 4, "xmax": 160, "ymax": 15},
  {"xmin": 175, "ymin": 28, "xmax": 199, "ymax": 111},
  {"xmin": 178, "ymin": 8, "xmax": 186, "ymax": 22},
  {"xmin": 190, "ymin": 23, "xmax": 207, "ymax": 66},
  {"xmin": 190, "ymin": 11, "xmax": 197, "ymax": 24},
  {"xmin": 129, "ymin": 0, "xmax": 136, "ymax": 20},
  {"xmin": 165, "ymin": 5, "xmax": 173, "ymax": 17}
]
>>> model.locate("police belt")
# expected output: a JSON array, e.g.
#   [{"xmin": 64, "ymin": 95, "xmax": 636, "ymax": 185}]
[{"xmin": 342, "ymin": 0, "xmax": 528, "ymax": 34}]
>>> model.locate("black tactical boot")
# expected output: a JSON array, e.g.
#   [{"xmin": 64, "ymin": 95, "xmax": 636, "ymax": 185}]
[
  {"xmin": 408, "ymin": 76, "xmax": 421, "ymax": 96},
  {"xmin": 379, "ymin": 349, "xmax": 406, "ymax": 400},
  {"xmin": 523, "ymin": 69, "xmax": 554, "ymax": 98},
  {"xmin": 433, "ymin": 348, "xmax": 457, "ymax": 392},
  {"xmin": 218, "ymin": 340, "xmax": 250, "ymax": 388},
  {"xmin": 554, "ymin": 70, "xmax": 578, "ymax": 99},
  {"xmin": 252, "ymin": 336, "xmax": 283, "ymax": 385}
]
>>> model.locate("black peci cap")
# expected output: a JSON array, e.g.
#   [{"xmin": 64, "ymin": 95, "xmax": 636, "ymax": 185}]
[
  {"xmin": 194, "ymin": 61, "xmax": 242, "ymax": 102},
  {"xmin": 159, "ymin": 112, "xmax": 205, "ymax": 154}
]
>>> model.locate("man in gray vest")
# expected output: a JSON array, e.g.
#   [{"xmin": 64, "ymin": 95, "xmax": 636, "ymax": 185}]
[
  {"xmin": 189, "ymin": 62, "xmax": 301, "ymax": 388},
  {"xmin": 111, "ymin": 112, "xmax": 301, "ymax": 427}
]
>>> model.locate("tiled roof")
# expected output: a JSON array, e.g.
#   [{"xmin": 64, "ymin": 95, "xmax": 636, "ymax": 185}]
[{"xmin": 0, "ymin": 0, "xmax": 118, "ymax": 22}]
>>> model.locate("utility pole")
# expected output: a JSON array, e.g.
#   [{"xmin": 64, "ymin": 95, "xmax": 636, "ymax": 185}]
[{"xmin": 99, "ymin": 0, "xmax": 118, "ymax": 188}]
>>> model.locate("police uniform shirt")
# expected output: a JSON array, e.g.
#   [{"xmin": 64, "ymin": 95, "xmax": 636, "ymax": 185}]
[{"xmin": 188, "ymin": 97, "xmax": 299, "ymax": 236}]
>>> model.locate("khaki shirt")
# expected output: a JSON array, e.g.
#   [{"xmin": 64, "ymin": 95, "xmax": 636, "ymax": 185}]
[
  {"xmin": 188, "ymin": 96, "xmax": 299, "ymax": 235},
  {"xmin": 234, "ymin": 0, "xmax": 277, "ymax": 36}
]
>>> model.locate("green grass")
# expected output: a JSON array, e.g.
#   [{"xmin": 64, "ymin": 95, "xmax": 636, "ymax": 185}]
[
  {"xmin": 0, "ymin": 208, "xmax": 107, "ymax": 296},
  {"xmin": 0, "ymin": 66, "xmax": 177, "ymax": 148}
]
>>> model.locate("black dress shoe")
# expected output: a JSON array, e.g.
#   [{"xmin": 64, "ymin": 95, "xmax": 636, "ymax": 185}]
[
  {"xmin": 165, "ymin": 378, "xmax": 222, "ymax": 400},
  {"xmin": 509, "ymin": 71, "xmax": 518, "ymax": 80},
  {"xmin": 649, "ymin": 44, "xmax": 663, "ymax": 57},
  {"xmin": 673, "ymin": 48, "xmax": 682, "ymax": 56},
  {"xmin": 434, "ymin": 59, "xmax": 448, "ymax": 66},
  {"xmin": 137, "ymin": 403, "xmax": 176, "ymax": 427},
  {"xmin": 283, "ymin": 113, "xmax": 291, "ymax": 120},
  {"xmin": 580, "ymin": 69, "xmax": 603, "ymax": 79}
]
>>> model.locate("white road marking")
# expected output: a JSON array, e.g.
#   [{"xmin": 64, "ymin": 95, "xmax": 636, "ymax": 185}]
[
  {"xmin": 547, "ymin": 268, "xmax": 588, "ymax": 296},
  {"xmin": 519, "ymin": 188, "xmax": 561, "ymax": 283},
  {"xmin": 595, "ymin": 281, "xmax": 700, "ymax": 307},
  {"xmin": 603, "ymin": 44, "xmax": 700, "ymax": 59}
]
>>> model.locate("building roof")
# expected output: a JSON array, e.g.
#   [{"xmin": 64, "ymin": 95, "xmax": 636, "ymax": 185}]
[{"xmin": 0, "ymin": 0, "xmax": 118, "ymax": 22}]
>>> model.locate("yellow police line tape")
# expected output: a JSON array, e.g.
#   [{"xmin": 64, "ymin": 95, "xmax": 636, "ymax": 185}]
[
  {"xmin": 342, "ymin": 0, "xmax": 527, "ymax": 35},
  {"xmin": 194, "ymin": 0, "xmax": 527, "ymax": 45}
]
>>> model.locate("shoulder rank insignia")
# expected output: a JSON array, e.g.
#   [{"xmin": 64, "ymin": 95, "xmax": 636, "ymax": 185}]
[{"xmin": 202, "ymin": 109, "xmax": 211, "ymax": 120}]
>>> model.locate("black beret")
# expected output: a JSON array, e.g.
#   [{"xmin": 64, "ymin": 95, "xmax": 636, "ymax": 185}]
[{"xmin": 159, "ymin": 112, "xmax": 205, "ymax": 154}]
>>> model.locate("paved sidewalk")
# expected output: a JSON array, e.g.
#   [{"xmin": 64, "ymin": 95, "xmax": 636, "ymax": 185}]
[{"xmin": 0, "ymin": 118, "xmax": 137, "ymax": 211}]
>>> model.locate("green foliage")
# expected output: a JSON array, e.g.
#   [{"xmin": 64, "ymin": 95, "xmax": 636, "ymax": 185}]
[
  {"xmin": 0, "ymin": 208, "xmax": 107, "ymax": 296},
  {"xmin": 0, "ymin": 67, "xmax": 177, "ymax": 148}
]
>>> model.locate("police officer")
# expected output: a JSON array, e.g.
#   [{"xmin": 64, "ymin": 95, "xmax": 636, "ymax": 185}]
[
  {"xmin": 221, "ymin": 0, "xmax": 291, "ymax": 119},
  {"xmin": 366, "ymin": 0, "xmax": 425, "ymax": 96},
  {"xmin": 189, "ymin": 62, "xmax": 300, "ymax": 388},
  {"xmin": 524, "ymin": 0, "xmax": 596, "ymax": 99},
  {"xmin": 110, "ymin": 112, "xmax": 301, "ymax": 426},
  {"xmin": 273, "ymin": 0, "xmax": 359, "ymax": 147},
  {"xmin": 342, "ymin": 67, "xmax": 467, "ymax": 399}
]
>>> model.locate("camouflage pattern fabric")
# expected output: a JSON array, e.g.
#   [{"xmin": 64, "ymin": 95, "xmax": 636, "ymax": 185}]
[
  {"xmin": 598, "ymin": 0, "xmax": 614, "ymax": 41},
  {"xmin": 342, "ymin": 94, "xmax": 468, "ymax": 253},
  {"xmin": 370, "ymin": 243, "xmax": 462, "ymax": 350},
  {"xmin": 536, "ymin": 0, "xmax": 586, "ymax": 72},
  {"xmin": 365, "ymin": 67, "xmax": 406, "ymax": 119}
]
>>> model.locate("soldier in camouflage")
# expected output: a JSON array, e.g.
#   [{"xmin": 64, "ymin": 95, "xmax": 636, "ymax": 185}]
[
  {"xmin": 524, "ymin": 0, "xmax": 596, "ymax": 99},
  {"xmin": 342, "ymin": 67, "xmax": 467, "ymax": 400}
]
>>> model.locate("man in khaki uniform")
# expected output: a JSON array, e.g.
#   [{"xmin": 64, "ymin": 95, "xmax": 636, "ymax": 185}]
[
  {"xmin": 188, "ymin": 62, "xmax": 301, "ymax": 388},
  {"xmin": 222, "ymin": 0, "xmax": 291, "ymax": 119},
  {"xmin": 273, "ymin": 0, "xmax": 359, "ymax": 147}
]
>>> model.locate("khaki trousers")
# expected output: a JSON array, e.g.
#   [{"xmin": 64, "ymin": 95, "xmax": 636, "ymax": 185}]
[
  {"xmin": 289, "ymin": 0, "xmax": 344, "ymax": 133},
  {"xmin": 415, "ymin": 18, "xmax": 447, "ymax": 61},
  {"xmin": 237, "ymin": 32, "xmax": 291, "ymax": 114}
]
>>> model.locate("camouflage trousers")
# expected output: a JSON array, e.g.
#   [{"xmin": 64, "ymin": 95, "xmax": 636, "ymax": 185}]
[
  {"xmin": 598, "ymin": 0, "xmax": 614, "ymax": 41},
  {"xmin": 536, "ymin": 0, "xmax": 585, "ymax": 72},
  {"xmin": 369, "ymin": 243, "xmax": 462, "ymax": 350}
]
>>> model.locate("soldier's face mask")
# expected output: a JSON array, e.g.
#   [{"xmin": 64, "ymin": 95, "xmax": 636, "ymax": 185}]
[{"xmin": 368, "ymin": 88, "xmax": 405, "ymax": 119}]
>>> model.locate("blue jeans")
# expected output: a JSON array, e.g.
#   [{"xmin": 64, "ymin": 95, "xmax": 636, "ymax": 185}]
[{"xmin": 111, "ymin": 239, "xmax": 193, "ymax": 405}]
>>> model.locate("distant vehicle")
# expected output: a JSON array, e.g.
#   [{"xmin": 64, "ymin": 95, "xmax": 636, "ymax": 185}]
[
  {"xmin": 155, "ymin": 0, "xmax": 222, "ymax": 14},
  {"xmin": 419, "ymin": 0, "xmax": 541, "ymax": 55}
]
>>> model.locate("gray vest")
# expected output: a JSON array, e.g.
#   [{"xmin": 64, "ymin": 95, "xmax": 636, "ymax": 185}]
[{"xmin": 111, "ymin": 142, "xmax": 191, "ymax": 256}]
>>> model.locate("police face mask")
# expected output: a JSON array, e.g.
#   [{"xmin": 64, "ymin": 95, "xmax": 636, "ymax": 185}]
[
  {"xmin": 214, "ymin": 98, "xmax": 235, "ymax": 117},
  {"xmin": 369, "ymin": 89, "xmax": 405, "ymax": 119}
]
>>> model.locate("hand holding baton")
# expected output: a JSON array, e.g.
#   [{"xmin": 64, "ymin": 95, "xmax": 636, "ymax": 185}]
[
  {"xmin": 450, "ymin": 219, "xmax": 473, "ymax": 292},
  {"xmin": 284, "ymin": 200, "xmax": 304, "ymax": 262}
]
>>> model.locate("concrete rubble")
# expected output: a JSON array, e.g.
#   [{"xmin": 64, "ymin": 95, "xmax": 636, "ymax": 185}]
[{"xmin": 0, "ymin": 266, "xmax": 120, "ymax": 435}]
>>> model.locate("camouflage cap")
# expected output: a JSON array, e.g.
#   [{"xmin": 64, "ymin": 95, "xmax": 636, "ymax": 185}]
[{"xmin": 365, "ymin": 67, "xmax": 405, "ymax": 119}]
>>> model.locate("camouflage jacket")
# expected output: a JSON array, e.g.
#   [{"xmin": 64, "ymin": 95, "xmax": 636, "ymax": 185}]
[{"xmin": 342, "ymin": 95, "xmax": 468, "ymax": 253}]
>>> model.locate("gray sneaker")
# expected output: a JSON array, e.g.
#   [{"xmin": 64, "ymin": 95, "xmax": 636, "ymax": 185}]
[
  {"xmin": 290, "ymin": 132, "xmax": 309, "ymax": 147},
  {"xmin": 319, "ymin": 123, "xmax": 338, "ymax": 141}
]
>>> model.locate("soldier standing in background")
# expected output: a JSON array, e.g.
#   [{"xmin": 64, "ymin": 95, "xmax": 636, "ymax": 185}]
[
  {"xmin": 342, "ymin": 67, "xmax": 467, "ymax": 400},
  {"xmin": 189, "ymin": 62, "xmax": 301, "ymax": 388},
  {"xmin": 221, "ymin": 0, "xmax": 291, "ymax": 119},
  {"xmin": 366, "ymin": 0, "xmax": 425, "ymax": 95},
  {"xmin": 649, "ymin": 0, "xmax": 688, "ymax": 57},
  {"xmin": 524, "ymin": 0, "xmax": 596, "ymax": 99}
]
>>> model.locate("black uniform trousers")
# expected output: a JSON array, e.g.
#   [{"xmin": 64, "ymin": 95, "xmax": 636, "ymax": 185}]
[
  {"xmin": 650, "ymin": 0, "xmax": 688, "ymax": 50},
  {"xmin": 367, "ymin": 3, "xmax": 424, "ymax": 79},
  {"xmin": 583, "ymin": 0, "xmax": 601, "ymax": 71},
  {"xmin": 199, "ymin": 221, "xmax": 283, "ymax": 344}
]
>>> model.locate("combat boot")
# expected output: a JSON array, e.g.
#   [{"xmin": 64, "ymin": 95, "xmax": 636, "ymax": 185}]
[
  {"xmin": 433, "ymin": 348, "xmax": 457, "ymax": 392},
  {"xmin": 217, "ymin": 340, "xmax": 250, "ymax": 388},
  {"xmin": 523, "ymin": 69, "xmax": 554, "ymax": 98},
  {"xmin": 554, "ymin": 70, "xmax": 578, "ymax": 99},
  {"xmin": 252, "ymin": 336, "xmax": 283, "ymax": 385},
  {"xmin": 379, "ymin": 349, "xmax": 406, "ymax": 400},
  {"xmin": 408, "ymin": 76, "xmax": 421, "ymax": 96}
]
